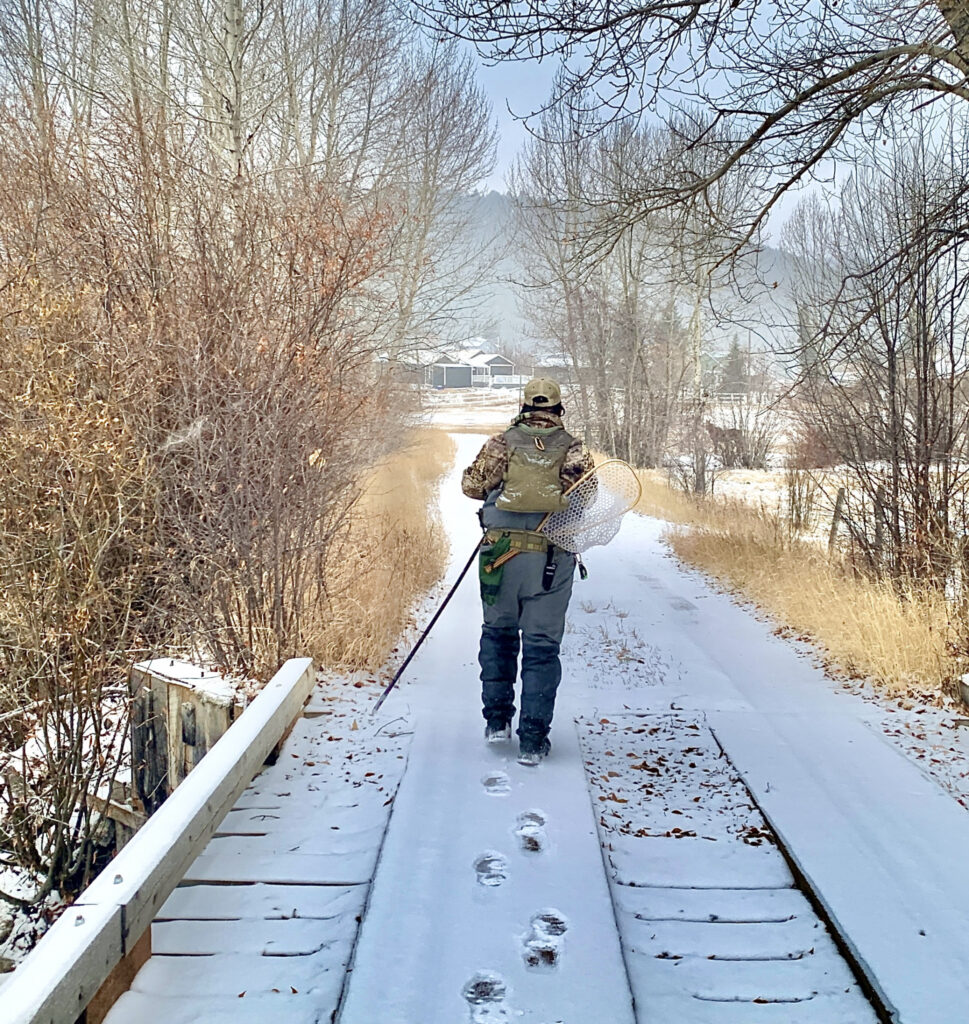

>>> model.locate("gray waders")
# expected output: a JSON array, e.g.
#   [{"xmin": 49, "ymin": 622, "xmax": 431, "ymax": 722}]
[{"xmin": 478, "ymin": 429, "xmax": 577, "ymax": 754}]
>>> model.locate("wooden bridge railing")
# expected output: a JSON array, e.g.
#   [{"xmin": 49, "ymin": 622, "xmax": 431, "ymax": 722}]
[{"xmin": 4, "ymin": 656, "xmax": 315, "ymax": 1024}]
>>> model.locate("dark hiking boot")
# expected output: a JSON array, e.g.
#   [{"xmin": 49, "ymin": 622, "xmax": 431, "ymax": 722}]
[
  {"xmin": 485, "ymin": 721, "xmax": 513, "ymax": 744},
  {"xmin": 517, "ymin": 738, "xmax": 551, "ymax": 767}
]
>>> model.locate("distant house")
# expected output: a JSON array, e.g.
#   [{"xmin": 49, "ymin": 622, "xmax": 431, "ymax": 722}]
[
  {"xmin": 426, "ymin": 346, "xmax": 516, "ymax": 388},
  {"xmin": 468, "ymin": 352, "xmax": 515, "ymax": 387},
  {"xmin": 380, "ymin": 348, "xmax": 444, "ymax": 384},
  {"xmin": 428, "ymin": 362, "xmax": 474, "ymax": 388}
]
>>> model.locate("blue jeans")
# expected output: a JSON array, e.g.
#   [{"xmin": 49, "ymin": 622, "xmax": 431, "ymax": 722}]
[{"xmin": 478, "ymin": 546, "xmax": 575, "ymax": 750}]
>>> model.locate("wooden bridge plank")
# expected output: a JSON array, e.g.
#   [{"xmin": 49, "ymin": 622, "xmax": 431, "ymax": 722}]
[
  {"xmin": 181, "ymin": 849, "xmax": 373, "ymax": 885},
  {"xmin": 157, "ymin": 881, "xmax": 364, "ymax": 921},
  {"xmin": 606, "ymin": 834, "xmax": 795, "ymax": 889},
  {"xmin": 614, "ymin": 884, "xmax": 810, "ymax": 923},
  {"xmin": 123, "ymin": 949, "xmax": 348, "ymax": 999},
  {"xmin": 106, "ymin": 992, "xmax": 330, "ymax": 1024},
  {"xmin": 152, "ymin": 915, "xmax": 358, "ymax": 955},
  {"xmin": 203, "ymin": 823, "xmax": 386, "ymax": 856}
]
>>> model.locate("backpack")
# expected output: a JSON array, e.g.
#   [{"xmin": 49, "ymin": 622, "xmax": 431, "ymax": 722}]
[{"xmin": 495, "ymin": 424, "xmax": 574, "ymax": 513}]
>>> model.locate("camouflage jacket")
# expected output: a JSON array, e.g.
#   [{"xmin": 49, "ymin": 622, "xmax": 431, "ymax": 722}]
[{"xmin": 461, "ymin": 411, "xmax": 595, "ymax": 501}]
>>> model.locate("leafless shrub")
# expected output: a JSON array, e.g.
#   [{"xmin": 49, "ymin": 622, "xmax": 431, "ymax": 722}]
[
  {"xmin": 0, "ymin": 278, "xmax": 156, "ymax": 904},
  {"xmin": 0, "ymin": 0, "xmax": 498, "ymax": 925},
  {"xmin": 149, "ymin": 184, "xmax": 409, "ymax": 676},
  {"xmin": 665, "ymin": 448, "xmax": 718, "ymax": 497},
  {"xmin": 784, "ymin": 129, "xmax": 969, "ymax": 587},
  {"xmin": 785, "ymin": 465, "xmax": 817, "ymax": 536},
  {"xmin": 788, "ymin": 415, "xmax": 841, "ymax": 470}
]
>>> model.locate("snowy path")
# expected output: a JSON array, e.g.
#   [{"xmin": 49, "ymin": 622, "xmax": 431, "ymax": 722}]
[
  {"xmin": 105, "ymin": 432, "xmax": 969, "ymax": 1023},
  {"xmin": 338, "ymin": 435, "xmax": 635, "ymax": 1023},
  {"xmin": 339, "ymin": 435, "xmax": 876, "ymax": 1023},
  {"xmin": 339, "ymin": 701, "xmax": 635, "ymax": 1022}
]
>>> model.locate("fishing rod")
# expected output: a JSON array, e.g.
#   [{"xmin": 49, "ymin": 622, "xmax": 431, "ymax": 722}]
[{"xmin": 370, "ymin": 538, "xmax": 481, "ymax": 715}]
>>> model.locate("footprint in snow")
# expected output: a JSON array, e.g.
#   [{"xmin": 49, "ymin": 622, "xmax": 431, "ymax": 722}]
[
  {"xmin": 474, "ymin": 851, "xmax": 508, "ymax": 887},
  {"xmin": 517, "ymin": 809, "xmax": 546, "ymax": 827},
  {"xmin": 515, "ymin": 810, "xmax": 547, "ymax": 853},
  {"xmin": 482, "ymin": 771, "xmax": 511, "ymax": 796},
  {"xmin": 532, "ymin": 909, "xmax": 568, "ymax": 937},
  {"xmin": 462, "ymin": 971, "xmax": 510, "ymax": 1023},
  {"xmin": 522, "ymin": 909, "xmax": 568, "ymax": 969}
]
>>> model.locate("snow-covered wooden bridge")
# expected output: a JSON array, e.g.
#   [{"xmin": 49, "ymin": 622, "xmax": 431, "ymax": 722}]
[{"xmin": 11, "ymin": 435, "xmax": 969, "ymax": 1024}]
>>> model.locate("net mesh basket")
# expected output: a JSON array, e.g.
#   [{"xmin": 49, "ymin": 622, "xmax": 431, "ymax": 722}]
[{"xmin": 542, "ymin": 459, "xmax": 642, "ymax": 554}]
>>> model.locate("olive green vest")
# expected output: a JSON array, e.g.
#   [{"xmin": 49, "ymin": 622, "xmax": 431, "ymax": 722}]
[{"xmin": 495, "ymin": 423, "xmax": 574, "ymax": 513}]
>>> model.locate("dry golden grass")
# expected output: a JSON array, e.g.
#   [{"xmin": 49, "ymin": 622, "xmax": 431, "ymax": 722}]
[
  {"xmin": 634, "ymin": 468, "xmax": 711, "ymax": 524},
  {"xmin": 635, "ymin": 469, "xmax": 956, "ymax": 695},
  {"xmin": 308, "ymin": 428, "xmax": 456, "ymax": 671}
]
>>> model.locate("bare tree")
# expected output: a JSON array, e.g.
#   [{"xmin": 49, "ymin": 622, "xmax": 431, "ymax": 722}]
[
  {"xmin": 783, "ymin": 123, "xmax": 969, "ymax": 582},
  {"xmin": 377, "ymin": 41, "xmax": 500, "ymax": 354},
  {"xmin": 414, "ymin": 0, "xmax": 969, "ymax": 242},
  {"xmin": 511, "ymin": 98, "xmax": 696, "ymax": 466},
  {"xmin": 510, "ymin": 87, "xmax": 771, "ymax": 479}
]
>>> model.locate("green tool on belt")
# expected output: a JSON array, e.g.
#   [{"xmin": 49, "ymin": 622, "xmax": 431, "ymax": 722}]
[{"xmin": 479, "ymin": 533, "xmax": 511, "ymax": 605}]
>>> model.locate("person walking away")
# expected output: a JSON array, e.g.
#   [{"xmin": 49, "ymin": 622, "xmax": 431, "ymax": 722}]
[{"xmin": 461, "ymin": 378, "xmax": 594, "ymax": 766}]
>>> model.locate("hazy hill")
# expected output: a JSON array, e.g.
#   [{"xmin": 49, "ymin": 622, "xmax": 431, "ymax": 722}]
[{"xmin": 455, "ymin": 191, "xmax": 799, "ymax": 359}]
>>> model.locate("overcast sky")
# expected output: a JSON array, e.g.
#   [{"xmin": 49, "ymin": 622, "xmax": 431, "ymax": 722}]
[{"xmin": 467, "ymin": 50, "xmax": 560, "ymax": 192}]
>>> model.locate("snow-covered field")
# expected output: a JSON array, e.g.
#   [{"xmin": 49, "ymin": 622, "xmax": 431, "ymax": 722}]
[
  {"xmin": 418, "ymin": 385, "xmax": 841, "ymax": 534},
  {"xmin": 419, "ymin": 386, "xmax": 521, "ymax": 432},
  {"xmin": 712, "ymin": 467, "xmax": 788, "ymax": 510}
]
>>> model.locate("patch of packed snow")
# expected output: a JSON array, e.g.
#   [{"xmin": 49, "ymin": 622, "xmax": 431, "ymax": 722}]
[{"xmin": 843, "ymin": 681, "xmax": 969, "ymax": 811}]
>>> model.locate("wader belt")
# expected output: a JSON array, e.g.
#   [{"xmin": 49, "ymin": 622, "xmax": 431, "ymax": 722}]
[
  {"xmin": 479, "ymin": 533, "xmax": 511, "ymax": 605},
  {"xmin": 483, "ymin": 528, "xmax": 548, "ymax": 556},
  {"xmin": 479, "ymin": 529, "xmax": 550, "ymax": 600},
  {"xmin": 479, "ymin": 529, "xmax": 560, "ymax": 599}
]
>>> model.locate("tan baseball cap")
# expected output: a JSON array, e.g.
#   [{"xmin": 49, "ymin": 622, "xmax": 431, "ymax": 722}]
[{"xmin": 523, "ymin": 377, "xmax": 561, "ymax": 406}]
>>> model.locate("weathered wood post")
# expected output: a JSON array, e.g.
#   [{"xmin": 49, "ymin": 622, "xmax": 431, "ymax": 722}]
[
  {"xmin": 128, "ymin": 661, "xmax": 242, "ymax": 814},
  {"xmin": 874, "ymin": 485, "xmax": 887, "ymax": 568},
  {"xmin": 828, "ymin": 486, "xmax": 846, "ymax": 554}
]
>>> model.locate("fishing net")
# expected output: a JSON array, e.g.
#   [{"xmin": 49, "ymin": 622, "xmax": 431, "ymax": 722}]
[{"xmin": 541, "ymin": 459, "xmax": 642, "ymax": 554}]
